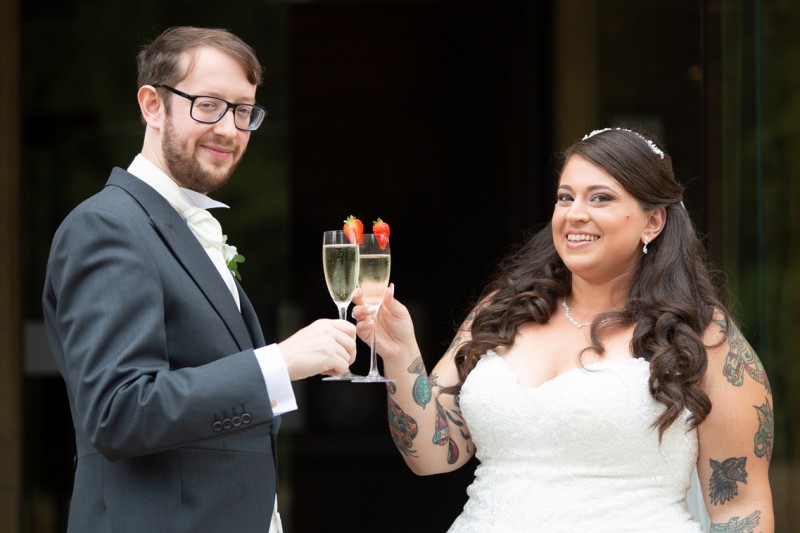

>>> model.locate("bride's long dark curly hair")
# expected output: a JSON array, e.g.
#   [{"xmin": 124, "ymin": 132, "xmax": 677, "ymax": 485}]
[{"xmin": 448, "ymin": 128, "xmax": 729, "ymax": 437}]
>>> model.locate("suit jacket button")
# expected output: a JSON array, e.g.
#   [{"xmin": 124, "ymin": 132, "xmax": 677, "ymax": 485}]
[
  {"xmin": 222, "ymin": 418, "xmax": 233, "ymax": 429},
  {"xmin": 213, "ymin": 421, "xmax": 223, "ymax": 432},
  {"xmin": 232, "ymin": 416, "xmax": 242, "ymax": 427}
]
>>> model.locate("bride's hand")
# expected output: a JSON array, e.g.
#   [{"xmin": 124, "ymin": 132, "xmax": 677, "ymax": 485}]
[{"xmin": 352, "ymin": 284, "xmax": 417, "ymax": 361}]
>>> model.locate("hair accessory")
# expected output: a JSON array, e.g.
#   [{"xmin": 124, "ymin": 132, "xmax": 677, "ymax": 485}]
[
  {"xmin": 642, "ymin": 235, "xmax": 649, "ymax": 255},
  {"xmin": 582, "ymin": 128, "xmax": 665, "ymax": 160}
]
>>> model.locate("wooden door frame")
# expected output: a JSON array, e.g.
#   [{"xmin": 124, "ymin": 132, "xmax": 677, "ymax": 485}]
[{"xmin": 0, "ymin": 0, "xmax": 22, "ymax": 530}]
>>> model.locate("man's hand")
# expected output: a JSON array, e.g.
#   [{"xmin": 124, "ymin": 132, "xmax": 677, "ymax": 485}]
[{"xmin": 278, "ymin": 319, "xmax": 357, "ymax": 380}]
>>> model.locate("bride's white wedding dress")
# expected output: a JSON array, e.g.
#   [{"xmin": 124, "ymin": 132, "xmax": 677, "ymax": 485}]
[{"xmin": 448, "ymin": 351, "xmax": 705, "ymax": 533}]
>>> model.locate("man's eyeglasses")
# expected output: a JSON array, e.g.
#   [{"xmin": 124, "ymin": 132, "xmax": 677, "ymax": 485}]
[{"xmin": 153, "ymin": 84, "xmax": 267, "ymax": 132}]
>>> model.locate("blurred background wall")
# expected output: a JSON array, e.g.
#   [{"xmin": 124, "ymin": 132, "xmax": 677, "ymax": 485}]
[{"xmin": 1, "ymin": 0, "xmax": 798, "ymax": 531}]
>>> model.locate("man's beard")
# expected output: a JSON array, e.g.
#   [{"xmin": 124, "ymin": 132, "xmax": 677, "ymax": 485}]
[{"xmin": 162, "ymin": 118, "xmax": 243, "ymax": 194}]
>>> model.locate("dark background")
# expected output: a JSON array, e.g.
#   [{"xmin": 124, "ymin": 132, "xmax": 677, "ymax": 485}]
[{"xmin": 285, "ymin": 5, "xmax": 552, "ymax": 530}]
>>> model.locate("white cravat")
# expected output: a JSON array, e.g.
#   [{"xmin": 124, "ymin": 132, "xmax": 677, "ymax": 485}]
[
  {"xmin": 180, "ymin": 203, "xmax": 241, "ymax": 310},
  {"xmin": 127, "ymin": 155, "xmax": 240, "ymax": 309}
]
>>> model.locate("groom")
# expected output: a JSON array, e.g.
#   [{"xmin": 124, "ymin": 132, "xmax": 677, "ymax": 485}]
[{"xmin": 42, "ymin": 26, "xmax": 356, "ymax": 532}]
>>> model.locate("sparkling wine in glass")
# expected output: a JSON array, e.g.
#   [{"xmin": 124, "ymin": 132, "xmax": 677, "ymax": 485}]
[
  {"xmin": 321, "ymin": 230, "xmax": 360, "ymax": 381},
  {"xmin": 353, "ymin": 233, "xmax": 395, "ymax": 383}
]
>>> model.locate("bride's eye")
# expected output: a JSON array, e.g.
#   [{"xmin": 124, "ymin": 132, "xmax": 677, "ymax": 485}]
[
  {"xmin": 590, "ymin": 193, "xmax": 614, "ymax": 203},
  {"xmin": 557, "ymin": 193, "xmax": 573, "ymax": 203}
]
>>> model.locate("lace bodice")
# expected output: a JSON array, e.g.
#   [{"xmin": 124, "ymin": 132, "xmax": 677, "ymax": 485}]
[{"xmin": 448, "ymin": 351, "xmax": 703, "ymax": 533}]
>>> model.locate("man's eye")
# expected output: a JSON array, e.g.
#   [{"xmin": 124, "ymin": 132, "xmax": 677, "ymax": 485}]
[{"xmin": 196, "ymin": 100, "xmax": 220, "ymax": 110}]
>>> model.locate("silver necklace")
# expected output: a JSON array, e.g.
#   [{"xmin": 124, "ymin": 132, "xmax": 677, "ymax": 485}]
[{"xmin": 562, "ymin": 296, "xmax": 592, "ymax": 328}]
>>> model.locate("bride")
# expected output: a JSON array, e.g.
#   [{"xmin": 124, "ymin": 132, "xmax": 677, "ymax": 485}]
[{"xmin": 353, "ymin": 128, "xmax": 773, "ymax": 532}]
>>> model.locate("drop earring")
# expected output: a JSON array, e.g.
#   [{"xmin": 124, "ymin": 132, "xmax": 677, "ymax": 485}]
[{"xmin": 642, "ymin": 235, "xmax": 649, "ymax": 255}]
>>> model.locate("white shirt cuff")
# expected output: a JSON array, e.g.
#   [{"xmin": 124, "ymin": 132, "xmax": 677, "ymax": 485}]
[{"xmin": 254, "ymin": 344, "xmax": 297, "ymax": 416}]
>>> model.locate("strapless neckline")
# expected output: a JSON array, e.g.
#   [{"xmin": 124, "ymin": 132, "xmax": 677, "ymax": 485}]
[{"xmin": 485, "ymin": 349, "xmax": 647, "ymax": 390}]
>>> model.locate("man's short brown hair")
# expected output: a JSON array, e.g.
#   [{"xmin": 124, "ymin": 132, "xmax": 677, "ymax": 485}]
[{"xmin": 136, "ymin": 26, "xmax": 263, "ymax": 90}]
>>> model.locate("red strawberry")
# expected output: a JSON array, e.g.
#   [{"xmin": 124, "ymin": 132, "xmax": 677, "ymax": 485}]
[
  {"xmin": 373, "ymin": 218, "xmax": 390, "ymax": 249},
  {"xmin": 342, "ymin": 215, "xmax": 363, "ymax": 244}
]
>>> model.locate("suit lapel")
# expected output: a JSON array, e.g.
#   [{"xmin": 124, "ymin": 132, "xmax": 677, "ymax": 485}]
[
  {"xmin": 238, "ymin": 283, "xmax": 266, "ymax": 347},
  {"xmin": 107, "ymin": 168, "xmax": 253, "ymax": 351}
]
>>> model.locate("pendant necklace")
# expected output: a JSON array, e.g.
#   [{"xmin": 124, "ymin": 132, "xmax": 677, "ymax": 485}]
[{"xmin": 562, "ymin": 296, "xmax": 593, "ymax": 329}]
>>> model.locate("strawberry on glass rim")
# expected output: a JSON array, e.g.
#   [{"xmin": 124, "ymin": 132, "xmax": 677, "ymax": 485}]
[
  {"xmin": 372, "ymin": 218, "xmax": 390, "ymax": 249},
  {"xmin": 343, "ymin": 215, "xmax": 364, "ymax": 245}
]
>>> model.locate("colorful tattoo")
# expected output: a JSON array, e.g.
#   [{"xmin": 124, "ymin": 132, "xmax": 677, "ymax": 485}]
[
  {"xmin": 709, "ymin": 457, "xmax": 748, "ymax": 505},
  {"xmin": 432, "ymin": 398, "xmax": 450, "ymax": 447},
  {"xmin": 447, "ymin": 439, "xmax": 460, "ymax": 465},
  {"xmin": 408, "ymin": 357, "xmax": 432, "ymax": 408},
  {"xmin": 427, "ymin": 373, "xmax": 464, "ymax": 463},
  {"xmin": 444, "ymin": 395, "xmax": 472, "ymax": 460},
  {"xmin": 710, "ymin": 510, "xmax": 761, "ymax": 532},
  {"xmin": 715, "ymin": 320, "xmax": 770, "ymax": 393},
  {"xmin": 408, "ymin": 358, "xmax": 425, "ymax": 374},
  {"xmin": 753, "ymin": 397, "xmax": 774, "ymax": 461},
  {"xmin": 386, "ymin": 381, "xmax": 397, "ymax": 395},
  {"xmin": 428, "ymin": 393, "xmax": 473, "ymax": 465},
  {"xmin": 387, "ymin": 396, "xmax": 418, "ymax": 457},
  {"xmin": 447, "ymin": 395, "xmax": 471, "ymax": 440}
]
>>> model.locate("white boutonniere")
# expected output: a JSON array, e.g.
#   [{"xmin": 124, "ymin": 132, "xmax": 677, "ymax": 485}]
[{"xmin": 222, "ymin": 235, "xmax": 245, "ymax": 281}]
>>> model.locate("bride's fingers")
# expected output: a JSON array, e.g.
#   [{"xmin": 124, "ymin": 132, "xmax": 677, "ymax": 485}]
[
  {"xmin": 386, "ymin": 283, "xmax": 395, "ymax": 302},
  {"xmin": 351, "ymin": 288, "xmax": 364, "ymax": 306},
  {"xmin": 351, "ymin": 304, "xmax": 376, "ymax": 322}
]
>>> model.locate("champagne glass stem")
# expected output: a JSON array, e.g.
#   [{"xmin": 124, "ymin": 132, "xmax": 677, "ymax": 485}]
[
  {"xmin": 335, "ymin": 301, "xmax": 359, "ymax": 379},
  {"xmin": 322, "ymin": 300, "xmax": 359, "ymax": 380},
  {"xmin": 366, "ymin": 305, "xmax": 382, "ymax": 378},
  {"xmin": 353, "ymin": 302, "xmax": 393, "ymax": 382}
]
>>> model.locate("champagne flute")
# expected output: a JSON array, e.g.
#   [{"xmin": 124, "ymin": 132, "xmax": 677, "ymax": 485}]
[
  {"xmin": 353, "ymin": 233, "xmax": 395, "ymax": 383},
  {"xmin": 321, "ymin": 230, "xmax": 361, "ymax": 381}
]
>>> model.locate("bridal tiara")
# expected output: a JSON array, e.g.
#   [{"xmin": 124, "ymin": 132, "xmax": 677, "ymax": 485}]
[{"xmin": 582, "ymin": 128, "xmax": 665, "ymax": 160}]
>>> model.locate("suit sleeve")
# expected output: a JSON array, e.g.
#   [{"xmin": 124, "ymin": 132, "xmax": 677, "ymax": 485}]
[{"xmin": 44, "ymin": 201, "xmax": 275, "ymax": 461}]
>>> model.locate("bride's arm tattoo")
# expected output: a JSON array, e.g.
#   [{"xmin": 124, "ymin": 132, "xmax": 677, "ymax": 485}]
[
  {"xmin": 753, "ymin": 397, "xmax": 773, "ymax": 461},
  {"xmin": 715, "ymin": 320, "xmax": 774, "ymax": 461},
  {"xmin": 387, "ymin": 393, "xmax": 418, "ymax": 458},
  {"xmin": 709, "ymin": 510, "xmax": 761, "ymax": 532},
  {"xmin": 709, "ymin": 456, "xmax": 748, "ymax": 505},
  {"xmin": 715, "ymin": 320, "xmax": 770, "ymax": 393},
  {"xmin": 430, "ymin": 373, "xmax": 472, "ymax": 464},
  {"xmin": 445, "ymin": 394, "xmax": 472, "ymax": 456},
  {"xmin": 407, "ymin": 357, "xmax": 432, "ymax": 408}
]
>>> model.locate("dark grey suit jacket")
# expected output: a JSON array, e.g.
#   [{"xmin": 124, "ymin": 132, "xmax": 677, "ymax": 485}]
[{"xmin": 43, "ymin": 168, "xmax": 281, "ymax": 532}]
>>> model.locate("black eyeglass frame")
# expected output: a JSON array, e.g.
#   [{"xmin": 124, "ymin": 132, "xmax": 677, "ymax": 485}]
[{"xmin": 153, "ymin": 84, "xmax": 267, "ymax": 131}]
